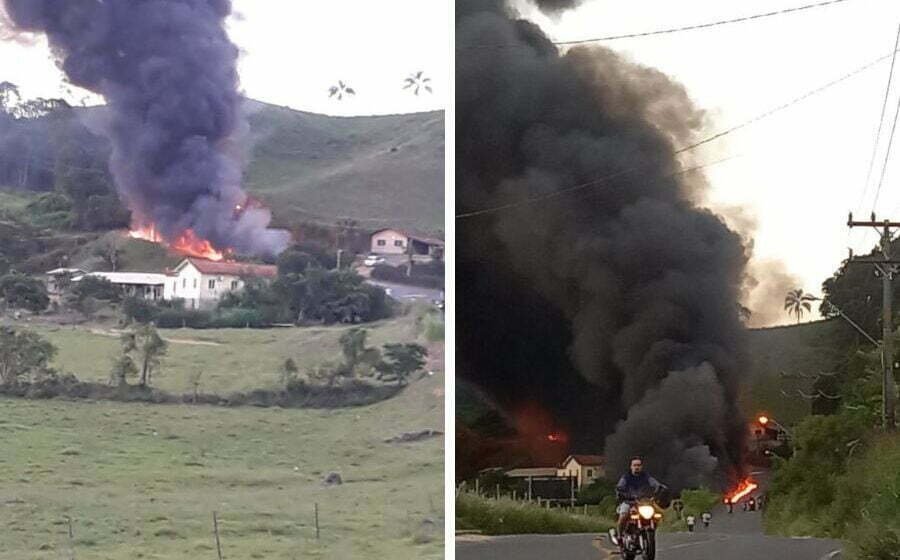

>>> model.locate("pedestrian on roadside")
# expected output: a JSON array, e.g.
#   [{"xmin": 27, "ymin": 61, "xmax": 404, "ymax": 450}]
[
  {"xmin": 686, "ymin": 514, "xmax": 696, "ymax": 532},
  {"xmin": 701, "ymin": 511, "xmax": 711, "ymax": 528}
]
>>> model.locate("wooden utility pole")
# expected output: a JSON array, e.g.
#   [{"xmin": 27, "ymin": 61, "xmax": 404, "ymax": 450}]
[{"xmin": 847, "ymin": 213, "xmax": 899, "ymax": 431}]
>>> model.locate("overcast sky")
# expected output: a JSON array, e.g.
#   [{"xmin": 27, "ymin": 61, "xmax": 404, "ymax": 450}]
[
  {"xmin": 0, "ymin": 1, "xmax": 448, "ymax": 116},
  {"xmin": 514, "ymin": 0, "xmax": 900, "ymax": 324}
]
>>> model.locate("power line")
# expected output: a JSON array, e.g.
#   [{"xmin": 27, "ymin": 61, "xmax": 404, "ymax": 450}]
[
  {"xmin": 857, "ymin": 26, "xmax": 900, "ymax": 212},
  {"xmin": 456, "ymin": 155, "xmax": 740, "ymax": 219},
  {"xmin": 458, "ymin": 49, "xmax": 896, "ymax": 219},
  {"xmin": 458, "ymin": 0, "xmax": 853, "ymax": 49},
  {"xmin": 554, "ymin": 0, "xmax": 853, "ymax": 46},
  {"xmin": 873, "ymin": 44, "xmax": 900, "ymax": 211}
]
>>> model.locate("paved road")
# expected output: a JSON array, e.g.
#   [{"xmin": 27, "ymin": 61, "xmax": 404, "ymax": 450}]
[
  {"xmin": 458, "ymin": 476, "xmax": 842, "ymax": 560},
  {"xmin": 457, "ymin": 530, "xmax": 842, "ymax": 560},
  {"xmin": 366, "ymin": 279, "xmax": 444, "ymax": 302}
]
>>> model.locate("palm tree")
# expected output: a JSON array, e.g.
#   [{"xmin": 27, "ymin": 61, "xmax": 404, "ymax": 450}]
[
  {"xmin": 784, "ymin": 289, "xmax": 817, "ymax": 323},
  {"xmin": 328, "ymin": 80, "xmax": 356, "ymax": 101},
  {"xmin": 403, "ymin": 71, "xmax": 432, "ymax": 96}
]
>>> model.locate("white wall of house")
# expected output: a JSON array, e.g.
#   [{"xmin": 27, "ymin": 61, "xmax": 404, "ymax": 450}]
[
  {"xmin": 370, "ymin": 229, "xmax": 409, "ymax": 255},
  {"xmin": 557, "ymin": 459, "xmax": 603, "ymax": 489},
  {"xmin": 164, "ymin": 261, "xmax": 244, "ymax": 310}
]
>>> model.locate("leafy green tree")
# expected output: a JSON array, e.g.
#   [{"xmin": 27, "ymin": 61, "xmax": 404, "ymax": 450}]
[
  {"xmin": 120, "ymin": 324, "xmax": 168, "ymax": 387},
  {"xmin": 0, "ymin": 326, "xmax": 56, "ymax": 385},
  {"xmin": 69, "ymin": 275, "xmax": 120, "ymax": 306},
  {"xmin": 784, "ymin": 288, "xmax": 816, "ymax": 323},
  {"xmin": 375, "ymin": 343, "xmax": 427, "ymax": 386},
  {"xmin": 0, "ymin": 81, "xmax": 20, "ymax": 114},
  {"xmin": 0, "ymin": 272, "xmax": 49, "ymax": 312},
  {"xmin": 280, "ymin": 357, "xmax": 299, "ymax": 389},
  {"xmin": 109, "ymin": 353, "xmax": 138, "ymax": 387},
  {"xmin": 339, "ymin": 328, "xmax": 368, "ymax": 368}
]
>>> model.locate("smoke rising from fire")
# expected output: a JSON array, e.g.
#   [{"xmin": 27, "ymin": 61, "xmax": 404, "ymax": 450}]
[
  {"xmin": 457, "ymin": 0, "xmax": 748, "ymax": 489},
  {"xmin": 2, "ymin": 0, "xmax": 288, "ymax": 256}
]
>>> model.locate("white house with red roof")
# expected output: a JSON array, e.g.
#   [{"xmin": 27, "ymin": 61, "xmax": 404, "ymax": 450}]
[
  {"xmin": 557, "ymin": 455, "xmax": 605, "ymax": 489},
  {"xmin": 163, "ymin": 258, "xmax": 278, "ymax": 310}
]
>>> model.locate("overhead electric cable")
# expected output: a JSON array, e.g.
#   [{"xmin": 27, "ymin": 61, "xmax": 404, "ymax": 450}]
[
  {"xmin": 857, "ymin": 26, "xmax": 900, "ymax": 212},
  {"xmin": 458, "ymin": 0, "xmax": 854, "ymax": 49},
  {"xmin": 458, "ymin": 50, "xmax": 897, "ymax": 219}
]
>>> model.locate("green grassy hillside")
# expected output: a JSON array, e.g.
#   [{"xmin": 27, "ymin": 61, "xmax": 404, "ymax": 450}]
[
  {"xmin": 744, "ymin": 319, "xmax": 851, "ymax": 424},
  {"xmin": 243, "ymin": 101, "xmax": 444, "ymax": 232}
]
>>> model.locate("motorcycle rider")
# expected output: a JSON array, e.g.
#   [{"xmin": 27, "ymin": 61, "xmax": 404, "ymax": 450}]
[{"xmin": 614, "ymin": 456, "xmax": 664, "ymax": 543}]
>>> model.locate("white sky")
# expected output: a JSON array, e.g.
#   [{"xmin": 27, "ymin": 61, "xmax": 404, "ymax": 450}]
[
  {"xmin": 0, "ymin": 1, "xmax": 448, "ymax": 116},
  {"xmin": 515, "ymin": 0, "xmax": 900, "ymax": 323}
]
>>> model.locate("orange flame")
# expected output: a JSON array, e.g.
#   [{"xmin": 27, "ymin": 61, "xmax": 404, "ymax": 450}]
[
  {"xmin": 724, "ymin": 479, "xmax": 758, "ymax": 504},
  {"xmin": 128, "ymin": 224, "xmax": 227, "ymax": 261}
]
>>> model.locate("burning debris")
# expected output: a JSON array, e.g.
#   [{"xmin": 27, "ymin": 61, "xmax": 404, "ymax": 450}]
[
  {"xmin": 457, "ymin": 0, "xmax": 749, "ymax": 490},
  {"xmin": 724, "ymin": 479, "xmax": 759, "ymax": 505},
  {"xmin": 2, "ymin": 0, "xmax": 289, "ymax": 257}
]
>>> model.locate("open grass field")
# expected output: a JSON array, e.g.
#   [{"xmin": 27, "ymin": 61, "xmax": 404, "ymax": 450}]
[
  {"xmin": 21, "ymin": 304, "xmax": 441, "ymax": 396},
  {"xmin": 0, "ymin": 366, "xmax": 444, "ymax": 559}
]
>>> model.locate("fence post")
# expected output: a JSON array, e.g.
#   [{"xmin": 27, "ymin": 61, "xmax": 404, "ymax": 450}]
[
  {"xmin": 496, "ymin": 484, "xmax": 500, "ymax": 500},
  {"xmin": 66, "ymin": 516, "xmax": 75, "ymax": 560},
  {"xmin": 315, "ymin": 503, "xmax": 320, "ymax": 539},
  {"xmin": 213, "ymin": 511, "xmax": 223, "ymax": 560}
]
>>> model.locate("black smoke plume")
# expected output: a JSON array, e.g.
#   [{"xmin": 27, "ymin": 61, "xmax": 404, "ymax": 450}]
[
  {"xmin": 2, "ymin": 0, "xmax": 288, "ymax": 256},
  {"xmin": 457, "ymin": 0, "xmax": 748, "ymax": 489}
]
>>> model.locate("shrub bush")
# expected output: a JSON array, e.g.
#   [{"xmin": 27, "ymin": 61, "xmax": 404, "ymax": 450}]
[
  {"xmin": 456, "ymin": 494, "xmax": 611, "ymax": 535},
  {"xmin": 371, "ymin": 264, "xmax": 444, "ymax": 290}
]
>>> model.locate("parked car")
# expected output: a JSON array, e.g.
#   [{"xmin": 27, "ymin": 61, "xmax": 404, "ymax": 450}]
[{"xmin": 363, "ymin": 254, "xmax": 386, "ymax": 267}]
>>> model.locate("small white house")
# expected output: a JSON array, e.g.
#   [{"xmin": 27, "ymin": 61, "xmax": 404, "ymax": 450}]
[
  {"xmin": 370, "ymin": 228, "xmax": 444, "ymax": 257},
  {"xmin": 164, "ymin": 258, "xmax": 278, "ymax": 310},
  {"xmin": 73, "ymin": 272, "xmax": 167, "ymax": 301},
  {"xmin": 45, "ymin": 268, "xmax": 86, "ymax": 296},
  {"xmin": 557, "ymin": 455, "xmax": 605, "ymax": 489}
]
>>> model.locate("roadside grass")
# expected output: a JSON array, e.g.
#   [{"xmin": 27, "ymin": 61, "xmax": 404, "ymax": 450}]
[
  {"xmin": 26, "ymin": 304, "xmax": 436, "ymax": 395},
  {"xmin": 659, "ymin": 488, "xmax": 720, "ymax": 532},
  {"xmin": 456, "ymin": 494, "xmax": 612, "ymax": 535},
  {"xmin": 0, "ymin": 368, "xmax": 444, "ymax": 559}
]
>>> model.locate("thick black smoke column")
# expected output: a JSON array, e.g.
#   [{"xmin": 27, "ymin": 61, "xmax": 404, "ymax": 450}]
[
  {"xmin": 457, "ymin": 0, "xmax": 748, "ymax": 489},
  {"xmin": 3, "ymin": 0, "xmax": 288, "ymax": 255}
]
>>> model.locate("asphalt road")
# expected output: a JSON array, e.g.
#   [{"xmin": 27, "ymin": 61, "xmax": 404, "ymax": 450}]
[
  {"xmin": 457, "ymin": 529, "xmax": 842, "ymax": 560},
  {"xmin": 366, "ymin": 279, "xmax": 444, "ymax": 302},
  {"xmin": 457, "ymin": 480, "xmax": 843, "ymax": 560}
]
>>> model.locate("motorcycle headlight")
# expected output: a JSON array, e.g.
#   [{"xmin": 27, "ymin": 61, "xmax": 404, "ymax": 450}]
[{"xmin": 638, "ymin": 505, "xmax": 655, "ymax": 520}]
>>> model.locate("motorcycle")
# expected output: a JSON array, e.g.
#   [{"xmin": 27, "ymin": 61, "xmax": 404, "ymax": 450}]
[{"xmin": 613, "ymin": 499, "xmax": 663, "ymax": 560}]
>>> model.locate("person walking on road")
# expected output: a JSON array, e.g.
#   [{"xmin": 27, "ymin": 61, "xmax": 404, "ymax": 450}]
[
  {"xmin": 686, "ymin": 514, "xmax": 696, "ymax": 532},
  {"xmin": 701, "ymin": 511, "xmax": 711, "ymax": 528}
]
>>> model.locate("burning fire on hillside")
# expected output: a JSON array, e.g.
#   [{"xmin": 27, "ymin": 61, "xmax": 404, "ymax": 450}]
[{"xmin": 128, "ymin": 224, "xmax": 228, "ymax": 262}]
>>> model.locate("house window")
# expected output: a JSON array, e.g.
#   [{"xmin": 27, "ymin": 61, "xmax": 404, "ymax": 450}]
[
  {"xmin": 394, "ymin": 239, "xmax": 404, "ymax": 247},
  {"xmin": 208, "ymin": 279, "xmax": 216, "ymax": 290},
  {"xmin": 586, "ymin": 469, "xmax": 593, "ymax": 477},
  {"xmin": 231, "ymin": 280, "xmax": 238, "ymax": 290},
  {"xmin": 377, "ymin": 239, "xmax": 386, "ymax": 246},
  {"xmin": 182, "ymin": 279, "xmax": 186, "ymax": 288},
  {"xmin": 193, "ymin": 279, "xmax": 198, "ymax": 288}
]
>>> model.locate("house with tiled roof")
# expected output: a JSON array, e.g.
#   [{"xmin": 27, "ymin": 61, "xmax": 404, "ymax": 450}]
[
  {"xmin": 557, "ymin": 455, "xmax": 605, "ymax": 489},
  {"xmin": 369, "ymin": 228, "xmax": 444, "ymax": 258},
  {"xmin": 163, "ymin": 258, "xmax": 278, "ymax": 310}
]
